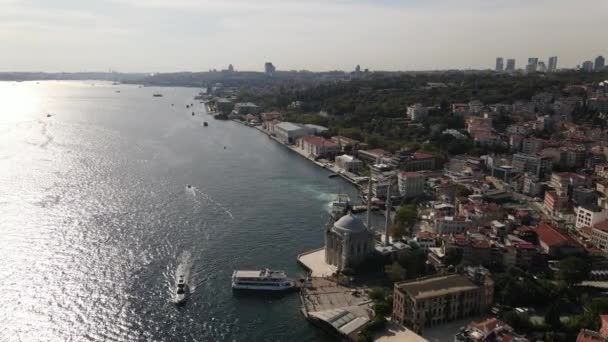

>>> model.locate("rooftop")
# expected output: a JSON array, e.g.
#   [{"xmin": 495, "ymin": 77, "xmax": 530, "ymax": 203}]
[
  {"xmin": 537, "ymin": 222, "xmax": 580, "ymax": 248},
  {"xmin": 302, "ymin": 135, "xmax": 338, "ymax": 147},
  {"xmin": 395, "ymin": 274, "xmax": 478, "ymax": 300},
  {"xmin": 594, "ymin": 219, "xmax": 608, "ymax": 233},
  {"xmin": 276, "ymin": 121, "xmax": 304, "ymax": 131}
]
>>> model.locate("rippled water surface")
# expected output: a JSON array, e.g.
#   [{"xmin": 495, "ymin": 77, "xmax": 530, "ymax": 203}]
[{"xmin": 0, "ymin": 81, "xmax": 363, "ymax": 341}]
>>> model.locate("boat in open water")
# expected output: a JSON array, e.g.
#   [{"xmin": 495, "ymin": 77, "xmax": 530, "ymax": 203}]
[{"xmin": 231, "ymin": 269, "xmax": 295, "ymax": 292}]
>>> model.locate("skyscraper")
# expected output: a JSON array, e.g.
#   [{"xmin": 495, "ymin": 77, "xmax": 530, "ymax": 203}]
[
  {"xmin": 228, "ymin": 64, "xmax": 234, "ymax": 72},
  {"xmin": 548, "ymin": 56, "xmax": 558, "ymax": 72},
  {"xmin": 506, "ymin": 59, "xmax": 516, "ymax": 72},
  {"xmin": 495, "ymin": 57, "xmax": 504, "ymax": 72},
  {"xmin": 526, "ymin": 58, "xmax": 538, "ymax": 73},
  {"xmin": 264, "ymin": 62, "xmax": 276, "ymax": 74},
  {"xmin": 538, "ymin": 61, "xmax": 547, "ymax": 73},
  {"xmin": 582, "ymin": 60, "xmax": 594, "ymax": 72},
  {"xmin": 595, "ymin": 56, "xmax": 605, "ymax": 71}
]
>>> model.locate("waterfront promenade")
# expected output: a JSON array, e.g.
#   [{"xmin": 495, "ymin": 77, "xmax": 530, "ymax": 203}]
[{"xmin": 248, "ymin": 123, "xmax": 366, "ymax": 187}]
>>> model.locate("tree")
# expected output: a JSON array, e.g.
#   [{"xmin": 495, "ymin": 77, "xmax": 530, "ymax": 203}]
[
  {"xmin": 389, "ymin": 224, "xmax": 405, "ymax": 240},
  {"xmin": 394, "ymin": 204, "xmax": 418, "ymax": 235},
  {"xmin": 368, "ymin": 288, "xmax": 385, "ymax": 302},
  {"xmin": 558, "ymin": 257, "xmax": 590, "ymax": 287},
  {"xmin": 385, "ymin": 261, "xmax": 406, "ymax": 282},
  {"xmin": 545, "ymin": 302, "xmax": 562, "ymax": 329}
]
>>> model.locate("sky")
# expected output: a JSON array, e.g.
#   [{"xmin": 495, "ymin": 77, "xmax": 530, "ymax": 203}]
[{"xmin": 0, "ymin": 0, "xmax": 606, "ymax": 72}]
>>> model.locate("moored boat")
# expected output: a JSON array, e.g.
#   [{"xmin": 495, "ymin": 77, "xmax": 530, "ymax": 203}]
[{"xmin": 231, "ymin": 269, "xmax": 296, "ymax": 291}]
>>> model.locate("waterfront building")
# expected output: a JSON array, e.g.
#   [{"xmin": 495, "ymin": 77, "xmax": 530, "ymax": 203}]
[
  {"xmin": 392, "ymin": 268, "xmax": 494, "ymax": 334},
  {"xmin": 296, "ymin": 136, "xmax": 340, "ymax": 159},
  {"xmin": 260, "ymin": 111, "xmax": 282, "ymax": 122},
  {"xmin": 406, "ymin": 103, "xmax": 429, "ymax": 121},
  {"xmin": 303, "ymin": 124, "xmax": 328, "ymax": 135},
  {"xmin": 324, "ymin": 213, "xmax": 375, "ymax": 271},
  {"xmin": 505, "ymin": 59, "xmax": 516, "ymax": 72},
  {"xmin": 215, "ymin": 98, "xmax": 234, "ymax": 113},
  {"xmin": 234, "ymin": 102, "xmax": 261, "ymax": 115},
  {"xmin": 398, "ymin": 171, "xmax": 426, "ymax": 199},
  {"xmin": 275, "ymin": 122, "xmax": 310, "ymax": 144},
  {"xmin": 335, "ymin": 155, "xmax": 363, "ymax": 173},
  {"xmin": 357, "ymin": 149, "xmax": 391, "ymax": 165},
  {"xmin": 331, "ymin": 136, "xmax": 368, "ymax": 152},
  {"xmin": 595, "ymin": 56, "xmax": 605, "ymax": 71},
  {"xmin": 548, "ymin": 56, "xmax": 558, "ymax": 72},
  {"xmin": 495, "ymin": 57, "xmax": 504, "ymax": 72}
]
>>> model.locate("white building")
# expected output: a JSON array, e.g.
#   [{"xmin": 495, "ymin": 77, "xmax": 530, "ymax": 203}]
[
  {"xmin": 575, "ymin": 206, "xmax": 608, "ymax": 229},
  {"xmin": 591, "ymin": 220, "xmax": 608, "ymax": 252},
  {"xmin": 274, "ymin": 122, "xmax": 310, "ymax": 144},
  {"xmin": 296, "ymin": 136, "xmax": 340, "ymax": 159},
  {"xmin": 335, "ymin": 155, "xmax": 363, "ymax": 173},
  {"xmin": 433, "ymin": 216, "xmax": 470, "ymax": 235},
  {"xmin": 398, "ymin": 171, "xmax": 426, "ymax": 199},
  {"xmin": 414, "ymin": 231, "xmax": 437, "ymax": 251},
  {"xmin": 406, "ymin": 103, "xmax": 429, "ymax": 121}
]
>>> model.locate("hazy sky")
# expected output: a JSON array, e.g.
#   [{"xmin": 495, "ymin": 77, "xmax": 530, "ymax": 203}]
[{"xmin": 1, "ymin": 0, "xmax": 606, "ymax": 72}]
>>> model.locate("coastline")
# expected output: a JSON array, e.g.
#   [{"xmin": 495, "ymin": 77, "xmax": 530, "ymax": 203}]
[{"xmin": 232, "ymin": 120, "xmax": 364, "ymax": 188}]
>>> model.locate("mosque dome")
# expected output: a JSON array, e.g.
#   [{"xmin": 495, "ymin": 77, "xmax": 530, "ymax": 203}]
[{"xmin": 332, "ymin": 213, "xmax": 368, "ymax": 234}]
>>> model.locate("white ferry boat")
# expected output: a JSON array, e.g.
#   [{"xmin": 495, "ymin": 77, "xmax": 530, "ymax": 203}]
[{"xmin": 231, "ymin": 269, "xmax": 296, "ymax": 291}]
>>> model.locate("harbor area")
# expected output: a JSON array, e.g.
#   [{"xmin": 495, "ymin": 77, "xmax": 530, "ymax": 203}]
[
  {"xmin": 297, "ymin": 248, "xmax": 337, "ymax": 277},
  {"xmin": 300, "ymin": 277, "xmax": 373, "ymax": 341}
]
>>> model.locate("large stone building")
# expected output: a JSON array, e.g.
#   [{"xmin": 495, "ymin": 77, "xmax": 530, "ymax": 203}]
[
  {"xmin": 325, "ymin": 213, "xmax": 375, "ymax": 271},
  {"xmin": 296, "ymin": 136, "xmax": 340, "ymax": 159},
  {"xmin": 392, "ymin": 268, "xmax": 494, "ymax": 334},
  {"xmin": 274, "ymin": 122, "xmax": 310, "ymax": 144},
  {"xmin": 398, "ymin": 171, "xmax": 426, "ymax": 199}
]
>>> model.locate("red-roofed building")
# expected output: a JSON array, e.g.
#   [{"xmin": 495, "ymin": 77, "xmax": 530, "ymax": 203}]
[
  {"xmin": 456, "ymin": 318, "xmax": 529, "ymax": 342},
  {"xmin": 296, "ymin": 136, "xmax": 340, "ymax": 159},
  {"xmin": 536, "ymin": 222, "xmax": 585, "ymax": 257},
  {"xmin": 260, "ymin": 111, "xmax": 282, "ymax": 122},
  {"xmin": 577, "ymin": 329, "xmax": 605, "ymax": 342},
  {"xmin": 600, "ymin": 315, "xmax": 608, "ymax": 338}
]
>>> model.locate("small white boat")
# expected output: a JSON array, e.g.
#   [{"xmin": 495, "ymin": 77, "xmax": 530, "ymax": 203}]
[
  {"xmin": 175, "ymin": 274, "xmax": 189, "ymax": 305},
  {"xmin": 231, "ymin": 269, "xmax": 296, "ymax": 291},
  {"xmin": 330, "ymin": 193, "xmax": 351, "ymax": 219}
]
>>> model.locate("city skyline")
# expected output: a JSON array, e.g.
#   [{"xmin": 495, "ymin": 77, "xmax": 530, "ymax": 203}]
[{"xmin": 1, "ymin": 0, "xmax": 607, "ymax": 73}]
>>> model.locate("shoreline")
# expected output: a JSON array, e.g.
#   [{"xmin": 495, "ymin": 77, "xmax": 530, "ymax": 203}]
[{"xmin": 232, "ymin": 120, "xmax": 364, "ymax": 188}]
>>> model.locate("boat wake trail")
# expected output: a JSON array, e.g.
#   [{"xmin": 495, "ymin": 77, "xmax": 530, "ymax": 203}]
[{"xmin": 192, "ymin": 188, "xmax": 234, "ymax": 220}]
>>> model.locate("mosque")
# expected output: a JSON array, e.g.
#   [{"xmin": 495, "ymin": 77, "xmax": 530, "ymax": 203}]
[{"xmin": 324, "ymin": 212, "xmax": 376, "ymax": 271}]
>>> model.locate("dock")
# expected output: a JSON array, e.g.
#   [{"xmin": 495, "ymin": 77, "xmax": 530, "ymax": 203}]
[{"xmin": 297, "ymin": 248, "xmax": 337, "ymax": 278}]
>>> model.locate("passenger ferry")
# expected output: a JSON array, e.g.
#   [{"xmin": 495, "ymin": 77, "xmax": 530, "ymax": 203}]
[{"xmin": 231, "ymin": 269, "xmax": 296, "ymax": 291}]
